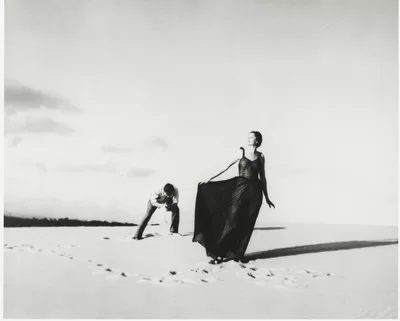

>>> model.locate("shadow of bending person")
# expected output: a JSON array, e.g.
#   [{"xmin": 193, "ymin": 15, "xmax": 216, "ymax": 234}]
[{"xmin": 245, "ymin": 239, "xmax": 398, "ymax": 261}]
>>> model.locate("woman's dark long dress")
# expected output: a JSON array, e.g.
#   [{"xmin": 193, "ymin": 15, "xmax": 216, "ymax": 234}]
[{"xmin": 192, "ymin": 148, "xmax": 263, "ymax": 260}]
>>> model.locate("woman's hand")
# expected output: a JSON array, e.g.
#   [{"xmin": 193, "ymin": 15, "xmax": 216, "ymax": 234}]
[{"xmin": 266, "ymin": 197, "xmax": 275, "ymax": 208}]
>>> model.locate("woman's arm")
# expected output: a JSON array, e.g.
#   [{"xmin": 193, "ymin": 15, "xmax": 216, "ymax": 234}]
[
  {"xmin": 259, "ymin": 154, "xmax": 275, "ymax": 208},
  {"xmin": 206, "ymin": 158, "xmax": 240, "ymax": 182}
]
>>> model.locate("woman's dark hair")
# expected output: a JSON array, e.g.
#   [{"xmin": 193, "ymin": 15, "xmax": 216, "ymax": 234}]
[
  {"xmin": 164, "ymin": 183, "xmax": 175, "ymax": 195},
  {"xmin": 250, "ymin": 131, "xmax": 263, "ymax": 148}
]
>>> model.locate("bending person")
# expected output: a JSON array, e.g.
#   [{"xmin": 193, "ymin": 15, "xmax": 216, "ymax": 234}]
[{"xmin": 133, "ymin": 183, "xmax": 180, "ymax": 240}]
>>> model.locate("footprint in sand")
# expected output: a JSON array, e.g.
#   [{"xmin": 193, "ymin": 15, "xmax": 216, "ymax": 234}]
[
  {"xmin": 189, "ymin": 268, "xmax": 211, "ymax": 274},
  {"xmin": 103, "ymin": 268, "xmax": 130, "ymax": 280},
  {"xmin": 137, "ymin": 277, "xmax": 161, "ymax": 285},
  {"xmin": 87, "ymin": 261, "xmax": 335, "ymax": 287},
  {"xmin": 57, "ymin": 244, "xmax": 79, "ymax": 249},
  {"xmin": 137, "ymin": 273, "xmax": 205, "ymax": 286},
  {"xmin": 22, "ymin": 245, "xmax": 40, "ymax": 253},
  {"xmin": 164, "ymin": 268, "xmax": 218, "ymax": 285},
  {"xmin": 144, "ymin": 233, "xmax": 158, "ymax": 238},
  {"xmin": 91, "ymin": 268, "xmax": 111, "ymax": 276},
  {"xmin": 168, "ymin": 270, "xmax": 184, "ymax": 276},
  {"xmin": 9, "ymin": 244, "xmax": 50, "ymax": 255},
  {"xmin": 282, "ymin": 276, "xmax": 299, "ymax": 286},
  {"xmin": 88, "ymin": 263, "xmax": 105, "ymax": 270},
  {"xmin": 186, "ymin": 270, "xmax": 217, "ymax": 284},
  {"xmin": 87, "ymin": 262, "xmax": 137, "ymax": 280},
  {"xmin": 224, "ymin": 263, "xmax": 308, "ymax": 289},
  {"xmin": 7, "ymin": 243, "xmax": 82, "ymax": 265},
  {"xmin": 295, "ymin": 269, "xmax": 335, "ymax": 279},
  {"xmin": 105, "ymin": 273, "xmax": 126, "ymax": 280},
  {"xmin": 116, "ymin": 271, "xmax": 139, "ymax": 278},
  {"xmin": 135, "ymin": 233, "xmax": 161, "ymax": 240},
  {"xmin": 247, "ymin": 272, "xmax": 257, "ymax": 279}
]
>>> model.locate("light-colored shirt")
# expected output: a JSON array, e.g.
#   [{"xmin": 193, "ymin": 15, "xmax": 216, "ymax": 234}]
[{"xmin": 149, "ymin": 184, "xmax": 179, "ymax": 208}]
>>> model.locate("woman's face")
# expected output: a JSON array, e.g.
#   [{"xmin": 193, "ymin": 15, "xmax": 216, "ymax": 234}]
[{"xmin": 248, "ymin": 132, "xmax": 257, "ymax": 146}]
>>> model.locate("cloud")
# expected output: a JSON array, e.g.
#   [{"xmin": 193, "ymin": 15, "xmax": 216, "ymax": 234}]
[
  {"xmin": 128, "ymin": 168, "xmax": 157, "ymax": 177},
  {"xmin": 34, "ymin": 162, "xmax": 48, "ymax": 173},
  {"xmin": 147, "ymin": 136, "xmax": 168, "ymax": 151},
  {"xmin": 8, "ymin": 136, "xmax": 23, "ymax": 147},
  {"xmin": 55, "ymin": 163, "xmax": 156, "ymax": 177},
  {"xmin": 4, "ymin": 81, "xmax": 79, "ymax": 113},
  {"xmin": 5, "ymin": 118, "xmax": 75, "ymax": 135},
  {"xmin": 102, "ymin": 136, "xmax": 168, "ymax": 154},
  {"xmin": 21, "ymin": 118, "xmax": 74, "ymax": 135},
  {"xmin": 57, "ymin": 164, "xmax": 113, "ymax": 173},
  {"xmin": 101, "ymin": 146, "xmax": 134, "ymax": 153}
]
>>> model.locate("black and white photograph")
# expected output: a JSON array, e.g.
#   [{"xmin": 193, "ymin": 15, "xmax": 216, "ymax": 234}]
[{"xmin": 3, "ymin": 0, "xmax": 398, "ymax": 318}]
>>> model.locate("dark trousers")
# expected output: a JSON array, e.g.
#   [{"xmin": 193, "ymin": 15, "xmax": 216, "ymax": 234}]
[{"xmin": 134, "ymin": 201, "xmax": 180, "ymax": 239}]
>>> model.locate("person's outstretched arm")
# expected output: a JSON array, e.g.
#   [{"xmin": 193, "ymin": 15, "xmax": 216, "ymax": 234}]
[
  {"xmin": 259, "ymin": 154, "xmax": 275, "ymax": 208},
  {"xmin": 206, "ymin": 158, "xmax": 240, "ymax": 182}
]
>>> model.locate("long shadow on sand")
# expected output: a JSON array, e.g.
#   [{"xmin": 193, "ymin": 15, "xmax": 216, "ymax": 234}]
[
  {"xmin": 182, "ymin": 228, "xmax": 284, "ymax": 237},
  {"xmin": 245, "ymin": 239, "xmax": 398, "ymax": 261},
  {"xmin": 254, "ymin": 227, "xmax": 286, "ymax": 231}
]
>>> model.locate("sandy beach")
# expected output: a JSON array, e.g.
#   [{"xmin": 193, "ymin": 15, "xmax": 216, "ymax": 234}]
[{"xmin": 4, "ymin": 222, "xmax": 397, "ymax": 319}]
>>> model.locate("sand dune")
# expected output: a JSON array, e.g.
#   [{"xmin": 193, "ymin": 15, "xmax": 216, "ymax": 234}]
[{"xmin": 3, "ymin": 223, "xmax": 398, "ymax": 318}]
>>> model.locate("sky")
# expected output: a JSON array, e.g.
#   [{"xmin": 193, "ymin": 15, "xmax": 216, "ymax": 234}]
[{"xmin": 4, "ymin": 0, "xmax": 398, "ymax": 226}]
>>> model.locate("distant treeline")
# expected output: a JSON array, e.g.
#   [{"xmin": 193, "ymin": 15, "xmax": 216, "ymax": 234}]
[{"xmin": 4, "ymin": 215, "xmax": 138, "ymax": 228}]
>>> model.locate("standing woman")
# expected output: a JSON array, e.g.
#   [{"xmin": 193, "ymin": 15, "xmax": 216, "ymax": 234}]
[{"xmin": 193, "ymin": 131, "xmax": 275, "ymax": 264}]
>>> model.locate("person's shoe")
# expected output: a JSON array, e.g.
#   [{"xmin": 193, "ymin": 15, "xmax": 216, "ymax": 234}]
[
  {"xmin": 208, "ymin": 256, "xmax": 223, "ymax": 265},
  {"xmin": 132, "ymin": 236, "xmax": 142, "ymax": 240}
]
